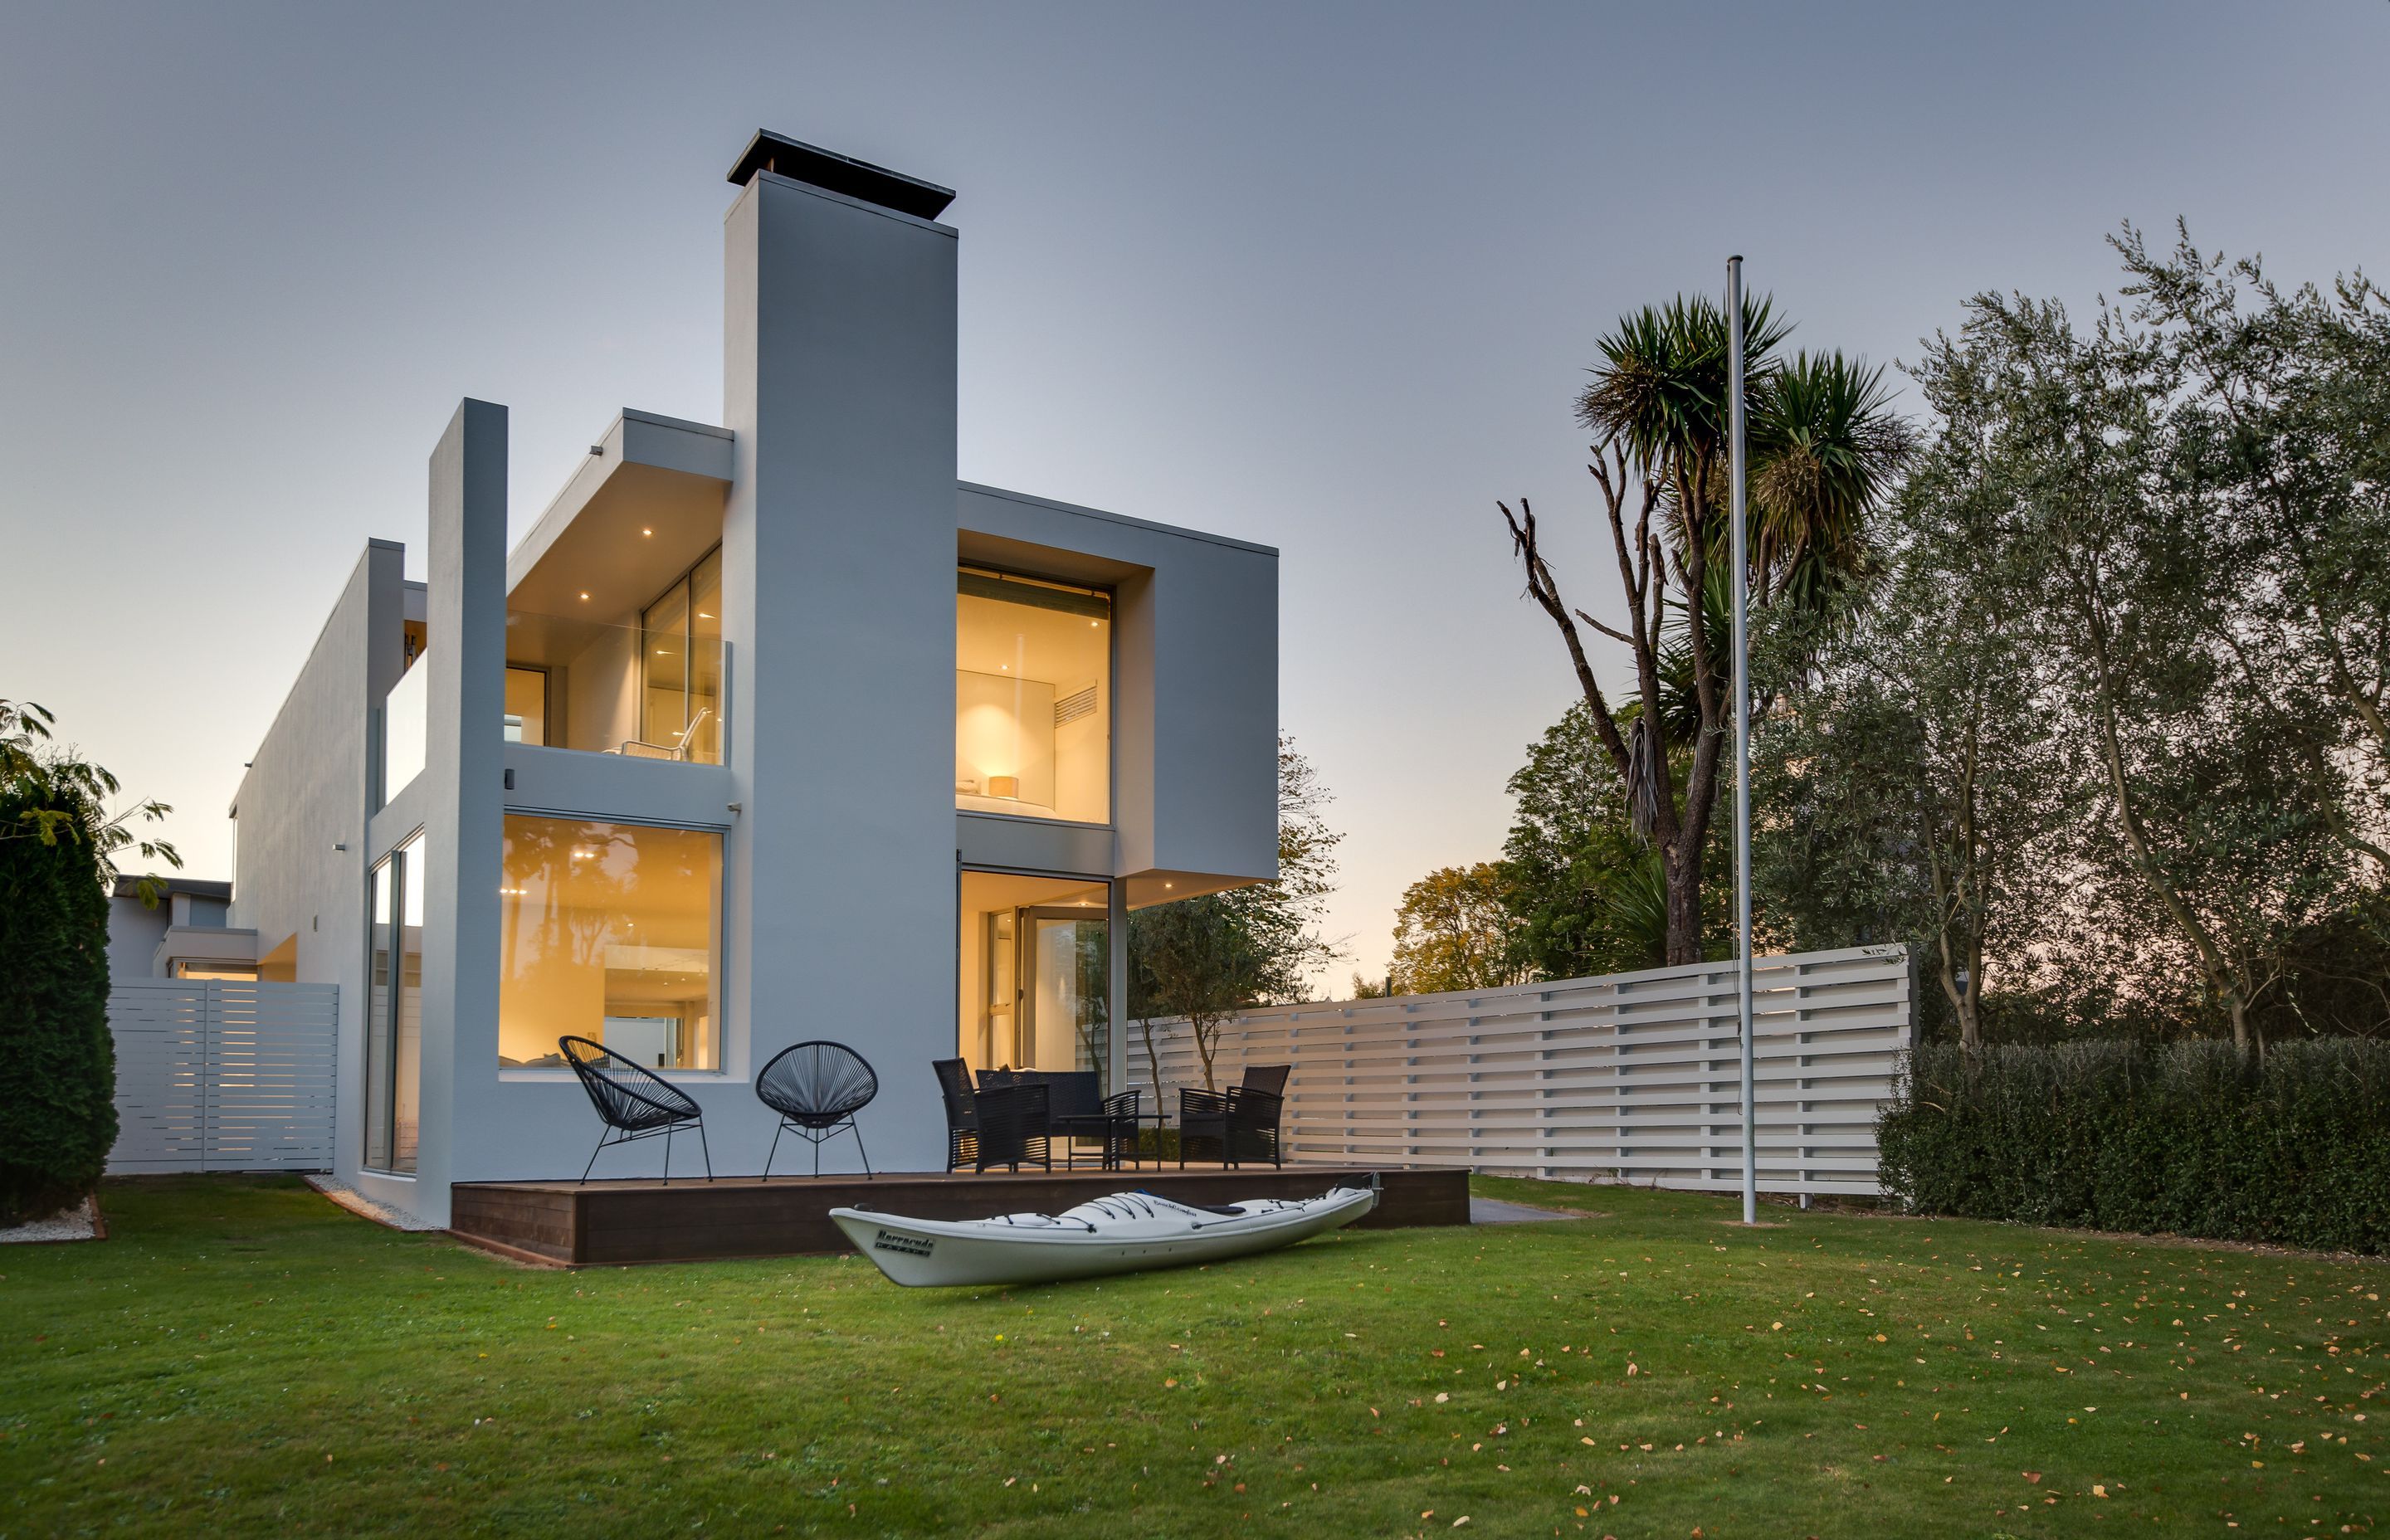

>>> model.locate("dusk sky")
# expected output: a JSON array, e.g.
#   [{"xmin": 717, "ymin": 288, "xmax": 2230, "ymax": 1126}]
[{"xmin": 4, "ymin": 2, "xmax": 2384, "ymax": 984}]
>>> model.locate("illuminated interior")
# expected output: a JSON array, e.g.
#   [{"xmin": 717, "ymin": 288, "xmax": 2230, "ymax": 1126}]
[
  {"xmin": 500, "ymin": 547, "xmax": 724, "ymax": 763},
  {"xmin": 957, "ymin": 869, "xmax": 1110, "ymax": 1089},
  {"xmin": 496, "ymin": 815, "xmax": 721, "ymax": 1070},
  {"xmin": 955, "ymin": 568, "xmax": 1110, "ymax": 824},
  {"xmin": 504, "ymin": 666, "xmax": 547, "ymax": 745}
]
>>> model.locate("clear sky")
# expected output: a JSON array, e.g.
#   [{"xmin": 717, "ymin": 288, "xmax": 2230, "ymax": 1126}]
[{"xmin": 3, "ymin": 2, "xmax": 2383, "ymax": 985}]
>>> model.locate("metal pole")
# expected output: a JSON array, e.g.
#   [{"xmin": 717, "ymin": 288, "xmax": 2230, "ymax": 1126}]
[{"xmin": 1727, "ymin": 256, "xmax": 1757, "ymax": 1226}]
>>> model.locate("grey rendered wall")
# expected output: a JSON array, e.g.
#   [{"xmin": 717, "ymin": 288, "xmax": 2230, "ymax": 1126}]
[
  {"xmin": 408, "ymin": 400, "xmax": 510, "ymax": 1226},
  {"xmin": 718, "ymin": 170, "xmax": 960, "ymax": 1174},
  {"xmin": 228, "ymin": 539, "xmax": 406, "ymax": 1202},
  {"xmin": 956, "ymin": 485, "xmax": 1279, "ymax": 887},
  {"xmin": 105, "ymin": 898, "xmax": 170, "ymax": 982}
]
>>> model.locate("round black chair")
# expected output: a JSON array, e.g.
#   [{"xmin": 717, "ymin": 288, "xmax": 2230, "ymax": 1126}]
[
  {"xmin": 560, "ymin": 1036, "xmax": 712, "ymax": 1184},
  {"xmin": 756, "ymin": 1040, "xmax": 879, "ymax": 1178}
]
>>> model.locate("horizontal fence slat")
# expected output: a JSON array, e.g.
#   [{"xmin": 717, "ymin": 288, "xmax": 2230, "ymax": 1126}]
[
  {"xmin": 1126, "ymin": 945, "xmax": 1909, "ymax": 1197},
  {"xmin": 107, "ymin": 979, "xmax": 339, "ymax": 1174}
]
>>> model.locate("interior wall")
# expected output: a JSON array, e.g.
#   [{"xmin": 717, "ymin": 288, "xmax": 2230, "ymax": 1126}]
[{"xmin": 563, "ymin": 622, "xmax": 638, "ymax": 754}]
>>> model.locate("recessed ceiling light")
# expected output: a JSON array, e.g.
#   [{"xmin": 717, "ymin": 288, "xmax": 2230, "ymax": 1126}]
[
  {"xmin": 579, "ymin": 592, "xmax": 591, "ymax": 601},
  {"xmin": 642, "ymin": 528, "xmax": 653, "ymax": 537}
]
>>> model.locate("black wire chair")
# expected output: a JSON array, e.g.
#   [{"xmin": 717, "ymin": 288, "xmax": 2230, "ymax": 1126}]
[
  {"xmin": 973, "ymin": 1080, "xmax": 1051, "ymax": 1173},
  {"xmin": 560, "ymin": 1036, "xmax": 712, "ymax": 1183},
  {"xmin": 756, "ymin": 1040, "xmax": 879, "ymax": 1178},
  {"xmin": 1179, "ymin": 1063, "xmax": 1290, "ymax": 1169}
]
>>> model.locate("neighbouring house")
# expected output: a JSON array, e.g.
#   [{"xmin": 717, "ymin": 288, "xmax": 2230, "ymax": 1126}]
[
  {"xmin": 129, "ymin": 132, "xmax": 1279, "ymax": 1225},
  {"xmin": 105, "ymin": 877, "xmax": 267, "ymax": 981}
]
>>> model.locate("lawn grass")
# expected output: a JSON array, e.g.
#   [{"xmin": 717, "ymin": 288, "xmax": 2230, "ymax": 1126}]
[{"xmin": 2, "ymin": 1174, "xmax": 2383, "ymax": 1538}]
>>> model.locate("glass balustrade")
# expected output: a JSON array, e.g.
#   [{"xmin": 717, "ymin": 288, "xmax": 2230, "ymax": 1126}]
[{"xmin": 502, "ymin": 612, "xmax": 724, "ymax": 763}]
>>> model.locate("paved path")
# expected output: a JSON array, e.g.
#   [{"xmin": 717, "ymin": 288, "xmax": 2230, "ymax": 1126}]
[{"xmin": 1470, "ymin": 1196, "xmax": 1584, "ymax": 1225}]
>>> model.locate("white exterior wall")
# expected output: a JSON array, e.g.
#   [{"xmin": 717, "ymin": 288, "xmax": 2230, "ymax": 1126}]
[
  {"xmin": 719, "ymin": 170, "xmax": 961, "ymax": 1175},
  {"xmin": 228, "ymin": 539, "xmax": 404, "ymax": 1206},
  {"xmin": 955, "ymin": 485, "xmax": 1278, "ymax": 895},
  {"xmin": 217, "ymin": 144, "xmax": 1281, "ymax": 1201}
]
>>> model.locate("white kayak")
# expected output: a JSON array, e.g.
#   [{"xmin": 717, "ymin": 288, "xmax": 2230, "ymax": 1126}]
[{"xmin": 828, "ymin": 1183, "xmax": 1379, "ymax": 1288}]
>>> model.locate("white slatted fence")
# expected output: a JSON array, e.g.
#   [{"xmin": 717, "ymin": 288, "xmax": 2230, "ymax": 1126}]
[
  {"xmin": 107, "ymin": 979, "xmax": 339, "ymax": 1173},
  {"xmin": 1125, "ymin": 943, "xmax": 1910, "ymax": 1196}
]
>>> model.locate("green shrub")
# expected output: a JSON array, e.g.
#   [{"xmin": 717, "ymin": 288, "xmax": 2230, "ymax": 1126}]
[
  {"xmin": 1879, "ymin": 1040, "xmax": 2390, "ymax": 1254},
  {"xmin": 0, "ymin": 776, "xmax": 118, "ymax": 1226}
]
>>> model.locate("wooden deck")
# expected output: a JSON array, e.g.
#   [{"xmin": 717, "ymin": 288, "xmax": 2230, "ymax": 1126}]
[{"xmin": 450, "ymin": 1165, "xmax": 1471, "ymax": 1267}]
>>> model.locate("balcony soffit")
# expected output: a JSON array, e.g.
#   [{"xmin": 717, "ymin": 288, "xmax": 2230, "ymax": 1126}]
[{"xmin": 509, "ymin": 411, "xmax": 733, "ymax": 626}]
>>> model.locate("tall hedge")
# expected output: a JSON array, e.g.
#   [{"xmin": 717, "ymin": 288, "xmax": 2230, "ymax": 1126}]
[
  {"xmin": 1878, "ymin": 1040, "xmax": 2390, "ymax": 1255},
  {"xmin": 0, "ymin": 778, "xmax": 118, "ymax": 1226}
]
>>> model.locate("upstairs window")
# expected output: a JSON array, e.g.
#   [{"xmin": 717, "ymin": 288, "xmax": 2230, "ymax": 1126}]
[
  {"xmin": 955, "ymin": 567, "xmax": 1110, "ymax": 825},
  {"xmin": 639, "ymin": 548, "xmax": 723, "ymax": 764}
]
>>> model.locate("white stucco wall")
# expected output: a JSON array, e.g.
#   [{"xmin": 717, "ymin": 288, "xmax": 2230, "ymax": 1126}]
[
  {"xmin": 715, "ymin": 170, "xmax": 962, "ymax": 1176},
  {"xmin": 228, "ymin": 539, "xmax": 406, "ymax": 1204},
  {"xmin": 956, "ymin": 485, "xmax": 1279, "ymax": 895},
  {"xmin": 217, "ymin": 147, "xmax": 1281, "ymax": 1201}
]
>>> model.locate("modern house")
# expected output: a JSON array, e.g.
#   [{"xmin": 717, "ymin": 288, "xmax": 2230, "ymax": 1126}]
[{"xmin": 142, "ymin": 133, "xmax": 1279, "ymax": 1226}]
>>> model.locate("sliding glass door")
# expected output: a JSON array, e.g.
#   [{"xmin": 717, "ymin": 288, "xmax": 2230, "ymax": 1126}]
[
  {"xmin": 1022, "ymin": 909, "xmax": 1109, "ymax": 1089},
  {"xmin": 957, "ymin": 870, "xmax": 1111, "ymax": 1092},
  {"xmin": 364, "ymin": 832, "xmax": 424, "ymax": 1172}
]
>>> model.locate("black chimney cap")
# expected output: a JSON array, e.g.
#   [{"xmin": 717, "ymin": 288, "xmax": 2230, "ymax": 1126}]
[{"xmin": 726, "ymin": 130, "xmax": 955, "ymax": 221}]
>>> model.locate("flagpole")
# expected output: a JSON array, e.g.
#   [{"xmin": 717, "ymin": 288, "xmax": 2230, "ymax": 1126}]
[{"xmin": 1727, "ymin": 256, "xmax": 1757, "ymax": 1227}]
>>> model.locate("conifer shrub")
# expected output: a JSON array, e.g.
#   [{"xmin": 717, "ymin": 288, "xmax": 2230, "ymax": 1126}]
[{"xmin": 0, "ymin": 776, "xmax": 118, "ymax": 1226}]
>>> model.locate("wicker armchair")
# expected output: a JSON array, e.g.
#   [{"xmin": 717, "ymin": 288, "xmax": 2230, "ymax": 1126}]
[
  {"xmin": 1050, "ymin": 1083, "xmax": 1140, "ymax": 1170},
  {"xmin": 972, "ymin": 1080, "xmax": 1052, "ymax": 1173},
  {"xmin": 755, "ymin": 1040, "xmax": 878, "ymax": 1178},
  {"xmin": 561, "ymin": 1036, "xmax": 712, "ymax": 1183},
  {"xmin": 934, "ymin": 1058, "xmax": 980, "ymax": 1172},
  {"xmin": 1178, "ymin": 1064, "xmax": 1290, "ymax": 1169}
]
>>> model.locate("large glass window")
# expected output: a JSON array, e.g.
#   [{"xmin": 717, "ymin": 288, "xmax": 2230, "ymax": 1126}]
[
  {"xmin": 497, "ymin": 815, "xmax": 721, "ymax": 1071},
  {"xmin": 638, "ymin": 548, "xmax": 723, "ymax": 764},
  {"xmin": 956, "ymin": 568, "xmax": 1110, "ymax": 825},
  {"xmin": 364, "ymin": 831, "xmax": 424, "ymax": 1172},
  {"xmin": 957, "ymin": 870, "xmax": 1110, "ymax": 1090}
]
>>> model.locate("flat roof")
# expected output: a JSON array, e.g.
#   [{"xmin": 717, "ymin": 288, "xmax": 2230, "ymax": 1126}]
[
  {"xmin": 725, "ymin": 131, "xmax": 955, "ymax": 222},
  {"xmin": 113, "ymin": 876, "xmax": 230, "ymax": 900}
]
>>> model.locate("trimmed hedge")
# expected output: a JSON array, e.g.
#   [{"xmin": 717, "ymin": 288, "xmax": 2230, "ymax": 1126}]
[
  {"xmin": 1878, "ymin": 1040, "xmax": 2390, "ymax": 1255},
  {"xmin": 0, "ymin": 779, "xmax": 117, "ymax": 1226}
]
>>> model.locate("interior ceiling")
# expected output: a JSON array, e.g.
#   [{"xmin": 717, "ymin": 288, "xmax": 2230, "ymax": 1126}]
[
  {"xmin": 1122, "ymin": 871, "xmax": 1251, "ymax": 910},
  {"xmin": 510, "ymin": 464, "xmax": 726, "ymax": 626},
  {"xmin": 957, "ymin": 592, "xmax": 1110, "ymax": 685},
  {"xmin": 959, "ymin": 870, "xmax": 1108, "ymax": 914}
]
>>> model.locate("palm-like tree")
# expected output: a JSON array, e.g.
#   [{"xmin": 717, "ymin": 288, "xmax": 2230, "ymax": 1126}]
[{"xmin": 1502, "ymin": 297, "xmax": 1908, "ymax": 966}]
